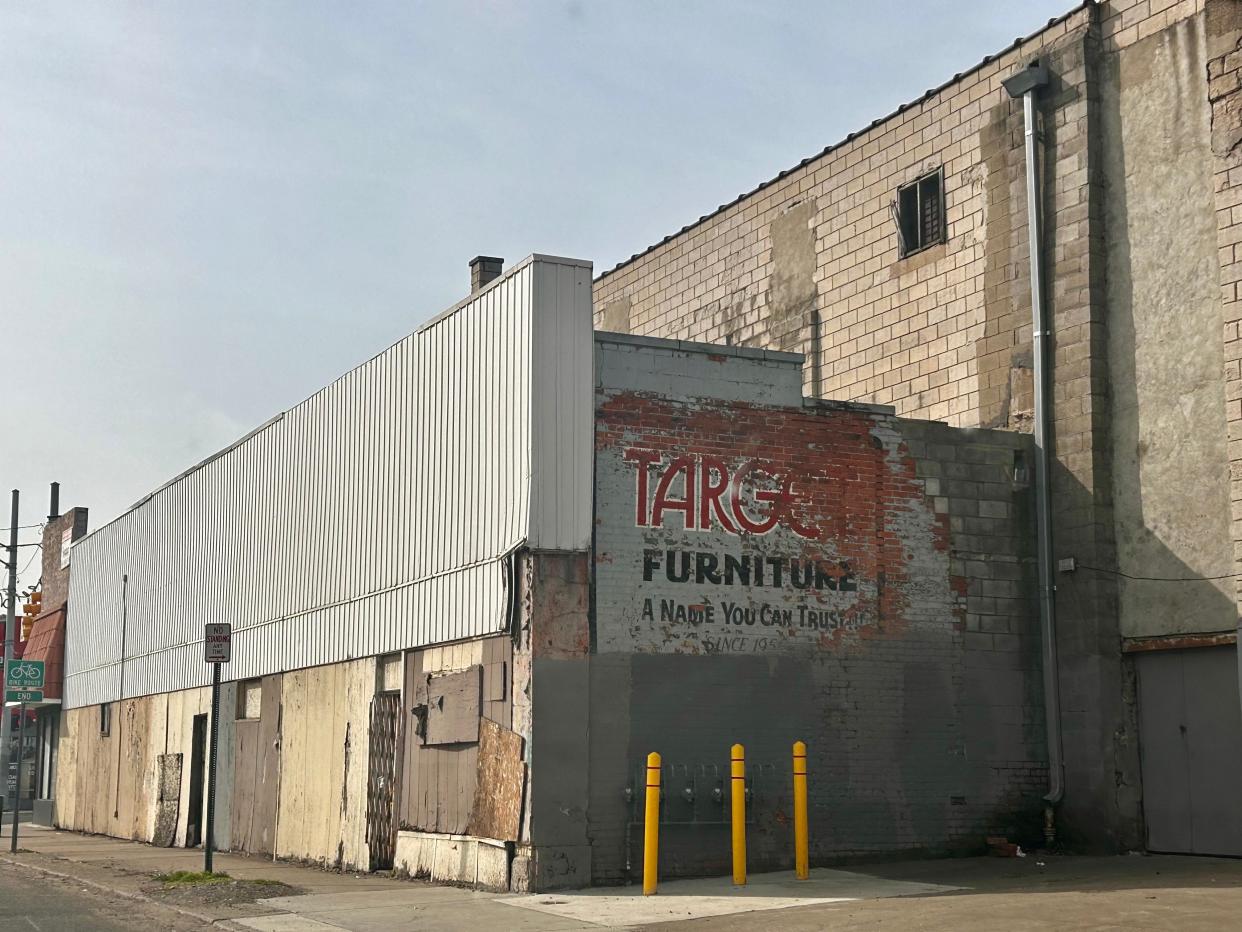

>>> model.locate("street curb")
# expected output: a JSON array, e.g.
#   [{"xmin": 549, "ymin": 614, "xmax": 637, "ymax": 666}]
[{"xmin": 0, "ymin": 852, "xmax": 265, "ymax": 930}]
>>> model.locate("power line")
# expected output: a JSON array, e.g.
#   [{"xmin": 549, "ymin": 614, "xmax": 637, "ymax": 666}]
[
  {"xmin": 1076, "ymin": 563, "xmax": 1241, "ymax": 583},
  {"xmin": 17, "ymin": 547, "xmax": 40, "ymax": 577}
]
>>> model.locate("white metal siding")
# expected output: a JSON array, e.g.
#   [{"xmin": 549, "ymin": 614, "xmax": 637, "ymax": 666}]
[
  {"xmin": 65, "ymin": 255, "xmax": 593, "ymax": 709},
  {"xmin": 530, "ymin": 257, "xmax": 594, "ymax": 550}
]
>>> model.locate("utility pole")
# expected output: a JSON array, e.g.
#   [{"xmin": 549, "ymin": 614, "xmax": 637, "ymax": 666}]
[{"xmin": 2, "ymin": 491, "xmax": 18, "ymax": 813}]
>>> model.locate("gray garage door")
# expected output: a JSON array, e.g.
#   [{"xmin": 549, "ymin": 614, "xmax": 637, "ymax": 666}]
[{"xmin": 1137, "ymin": 645, "xmax": 1242, "ymax": 856}]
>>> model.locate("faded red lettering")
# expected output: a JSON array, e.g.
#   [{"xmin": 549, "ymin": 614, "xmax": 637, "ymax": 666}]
[
  {"xmin": 651, "ymin": 456, "xmax": 695, "ymax": 529},
  {"xmin": 698, "ymin": 456, "xmax": 737, "ymax": 533},
  {"xmin": 624, "ymin": 448, "xmax": 662, "ymax": 526},
  {"xmin": 730, "ymin": 460, "xmax": 780, "ymax": 535}
]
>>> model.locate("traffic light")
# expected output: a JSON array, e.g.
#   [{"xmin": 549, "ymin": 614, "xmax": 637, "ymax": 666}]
[{"xmin": 20, "ymin": 589, "xmax": 42, "ymax": 641}]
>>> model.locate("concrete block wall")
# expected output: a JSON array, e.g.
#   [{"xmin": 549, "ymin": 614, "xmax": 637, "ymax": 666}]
[
  {"xmin": 593, "ymin": 2, "xmax": 1206, "ymax": 431},
  {"xmin": 593, "ymin": 7, "xmax": 1096, "ymax": 428},
  {"xmin": 593, "ymin": 0, "xmax": 1219, "ymax": 857},
  {"xmin": 586, "ymin": 338, "xmax": 1043, "ymax": 882},
  {"xmin": 1208, "ymin": 0, "xmax": 1242, "ymax": 645}
]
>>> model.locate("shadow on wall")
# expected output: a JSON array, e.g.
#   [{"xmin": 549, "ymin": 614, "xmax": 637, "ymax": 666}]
[{"xmin": 1034, "ymin": 17, "xmax": 1237, "ymax": 855}]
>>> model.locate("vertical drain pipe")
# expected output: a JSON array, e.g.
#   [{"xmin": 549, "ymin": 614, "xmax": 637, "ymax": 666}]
[{"xmin": 1003, "ymin": 62, "xmax": 1063, "ymax": 844}]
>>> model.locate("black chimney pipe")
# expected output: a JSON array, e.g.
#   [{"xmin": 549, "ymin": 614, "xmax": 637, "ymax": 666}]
[{"xmin": 48, "ymin": 482, "xmax": 60, "ymax": 521}]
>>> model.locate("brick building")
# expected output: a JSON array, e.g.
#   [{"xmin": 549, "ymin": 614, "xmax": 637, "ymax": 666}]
[
  {"xmin": 51, "ymin": 255, "xmax": 1049, "ymax": 889},
  {"xmin": 45, "ymin": 0, "xmax": 1242, "ymax": 890},
  {"xmin": 584, "ymin": 334, "xmax": 1042, "ymax": 880},
  {"xmin": 595, "ymin": 0, "xmax": 1242, "ymax": 855}
]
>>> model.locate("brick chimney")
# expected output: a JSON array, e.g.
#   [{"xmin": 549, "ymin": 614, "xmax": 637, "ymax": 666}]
[{"xmin": 470, "ymin": 256, "xmax": 503, "ymax": 292}]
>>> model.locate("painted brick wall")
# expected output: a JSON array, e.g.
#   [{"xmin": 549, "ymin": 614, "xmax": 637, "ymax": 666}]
[
  {"xmin": 39, "ymin": 508, "xmax": 88, "ymax": 615},
  {"xmin": 587, "ymin": 339, "xmax": 1043, "ymax": 882}
]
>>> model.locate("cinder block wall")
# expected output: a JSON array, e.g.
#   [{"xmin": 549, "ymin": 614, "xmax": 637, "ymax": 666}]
[
  {"xmin": 586, "ymin": 337, "xmax": 1042, "ymax": 882},
  {"xmin": 593, "ymin": 9, "xmax": 1097, "ymax": 428},
  {"xmin": 593, "ymin": 0, "xmax": 1220, "ymax": 856}
]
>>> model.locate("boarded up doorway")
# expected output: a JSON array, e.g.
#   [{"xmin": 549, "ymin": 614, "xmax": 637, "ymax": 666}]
[
  {"xmin": 366, "ymin": 691, "xmax": 402, "ymax": 870},
  {"xmin": 185, "ymin": 714, "xmax": 208, "ymax": 848},
  {"xmin": 1137, "ymin": 646, "xmax": 1242, "ymax": 855},
  {"xmin": 230, "ymin": 674, "xmax": 282, "ymax": 856}
]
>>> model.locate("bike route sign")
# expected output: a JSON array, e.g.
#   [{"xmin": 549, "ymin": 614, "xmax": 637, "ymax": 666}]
[{"xmin": 5, "ymin": 658, "xmax": 45, "ymax": 703}]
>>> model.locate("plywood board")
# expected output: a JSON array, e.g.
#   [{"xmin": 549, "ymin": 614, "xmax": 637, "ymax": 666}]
[
  {"xmin": 425, "ymin": 666, "xmax": 481, "ymax": 745},
  {"xmin": 466, "ymin": 718, "xmax": 525, "ymax": 841},
  {"xmin": 230, "ymin": 720, "xmax": 260, "ymax": 851}
]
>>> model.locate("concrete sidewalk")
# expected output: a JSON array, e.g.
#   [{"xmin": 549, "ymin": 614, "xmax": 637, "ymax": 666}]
[
  {"xmin": 0, "ymin": 824, "xmax": 400, "ymax": 927},
  {"xmin": 6, "ymin": 825, "xmax": 1242, "ymax": 930},
  {"xmin": 0, "ymin": 825, "xmax": 958, "ymax": 930}
]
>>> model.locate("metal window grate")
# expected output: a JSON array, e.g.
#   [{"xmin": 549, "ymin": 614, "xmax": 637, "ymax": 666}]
[{"xmin": 896, "ymin": 169, "xmax": 945, "ymax": 257}]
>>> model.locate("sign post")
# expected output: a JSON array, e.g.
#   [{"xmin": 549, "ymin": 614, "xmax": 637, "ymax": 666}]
[
  {"xmin": 4, "ymin": 660, "xmax": 43, "ymax": 853},
  {"xmin": 5, "ymin": 659, "xmax": 45, "ymax": 705},
  {"xmin": 203, "ymin": 623, "xmax": 230, "ymax": 873}
]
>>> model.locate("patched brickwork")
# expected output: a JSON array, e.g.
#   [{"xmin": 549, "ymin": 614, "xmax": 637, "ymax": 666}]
[
  {"xmin": 586, "ymin": 338, "xmax": 1043, "ymax": 882},
  {"xmin": 40, "ymin": 507, "xmax": 88, "ymax": 615}
]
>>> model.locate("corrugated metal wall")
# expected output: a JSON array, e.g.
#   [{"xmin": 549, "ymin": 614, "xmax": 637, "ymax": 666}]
[{"xmin": 65, "ymin": 255, "xmax": 594, "ymax": 709}]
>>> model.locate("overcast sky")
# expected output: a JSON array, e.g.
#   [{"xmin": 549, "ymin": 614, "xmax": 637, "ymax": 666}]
[{"xmin": 0, "ymin": 1, "xmax": 1069, "ymax": 593}]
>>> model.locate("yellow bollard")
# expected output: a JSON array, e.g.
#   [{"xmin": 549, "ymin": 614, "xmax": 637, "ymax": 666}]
[
  {"xmin": 643, "ymin": 752, "xmax": 661, "ymax": 895},
  {"xmin": 731, "ymin": 743, "xmax": 746, "ymax": 886},
  {"xmin": 793, "ymin": 740, "xmax": 809, "ymax": 879}
]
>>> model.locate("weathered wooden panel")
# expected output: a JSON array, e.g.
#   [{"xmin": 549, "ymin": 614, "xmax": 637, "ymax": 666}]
[
  {"xmin": 53, "ymin": 706, "xmax": 79, "ymax": 829},
  {"xmin": 275, "ymin": 669, "xmax": 307, "ymax": 860},
  {"xmin": 230, "ymin": 720, "xmax": 260, "ymax": 851},
  {"xmin": 399, "ymin": 637, "xmax": 513, "ymax": 836},
  {"xmin": 120, "ymin": 694, "xmax": 165, "ymax": 844},
  {"xmin": 152, "ymin": 753, "xmax": 183, "ymax": 847},
  {"xmin": 273, "ymin": 660, "xmax": 373, "ymax": 869},
  {"xmin": 425, "ymin": 667, "xmax": 481, "ymax": 745},
  {"xmin": 466, "ymin": 718, "xmax": 525, "ymax": 841},
  {"xmin": 70, "ymin": 701, "xmax": 121, "ymax": 837},
  {"xmin": 170, "ymin": 687, "xmax": 211, "ymax": 848},
  {"xmin": 139, "ymin": 694, "xmax": 169, "ymax": 842},
  {"xmin": 213, "ymin": 682, "xmax": 237, "ymax": 852},
  {"xmin": 232, "ymin": 673, "xmax": 283, "ymax": 856},
  {"xmin": 252, "ymin": 673, "xmax": 282, "ymax": 855},
  {"xmin": 340, "ymin": 659, "xmax": 374, "ymax": 869}
]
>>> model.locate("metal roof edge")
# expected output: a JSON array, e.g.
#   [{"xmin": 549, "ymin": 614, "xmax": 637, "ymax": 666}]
[
  {"xmin": 595, "ymin": 330, "xmax": 804, "ymax": 365},
  {"xmin": 84, "ymin": 252, "xmax": 589, "ymax": 548}
]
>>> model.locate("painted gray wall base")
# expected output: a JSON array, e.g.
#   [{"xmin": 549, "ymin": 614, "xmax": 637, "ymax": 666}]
[
  {"xmin": 530, "ymin": 657, "xmax": 591, "ymax": 853},
  {"xmin": 31, "ymin": 798, "xmax": 54, "ymax": 826}
]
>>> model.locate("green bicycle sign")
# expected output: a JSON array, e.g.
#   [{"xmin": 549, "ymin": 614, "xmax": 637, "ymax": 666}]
[{"xmin": 5, "ymin": 659, "xmax": 44, "ymax": 690}]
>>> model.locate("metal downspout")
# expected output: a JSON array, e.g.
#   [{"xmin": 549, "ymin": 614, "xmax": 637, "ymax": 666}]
[{"xmin": 1004, "ymin": 63, "xmax": 1064, "ymax": 844}]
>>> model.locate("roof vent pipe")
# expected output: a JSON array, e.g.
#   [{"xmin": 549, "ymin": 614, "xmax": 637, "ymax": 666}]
[
  {"xmin": 1003, "ymin": 61, "xmax": 1063, "ymax": 846},
  {"xmin": 470, "ymin": 256, "xmax": 504, "ymax": 292}
]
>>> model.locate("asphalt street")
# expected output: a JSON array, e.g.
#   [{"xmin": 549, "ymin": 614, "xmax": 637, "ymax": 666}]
[{"xmin": 0, "ymin": 863, "xmax": 213, "ymax": 932}]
